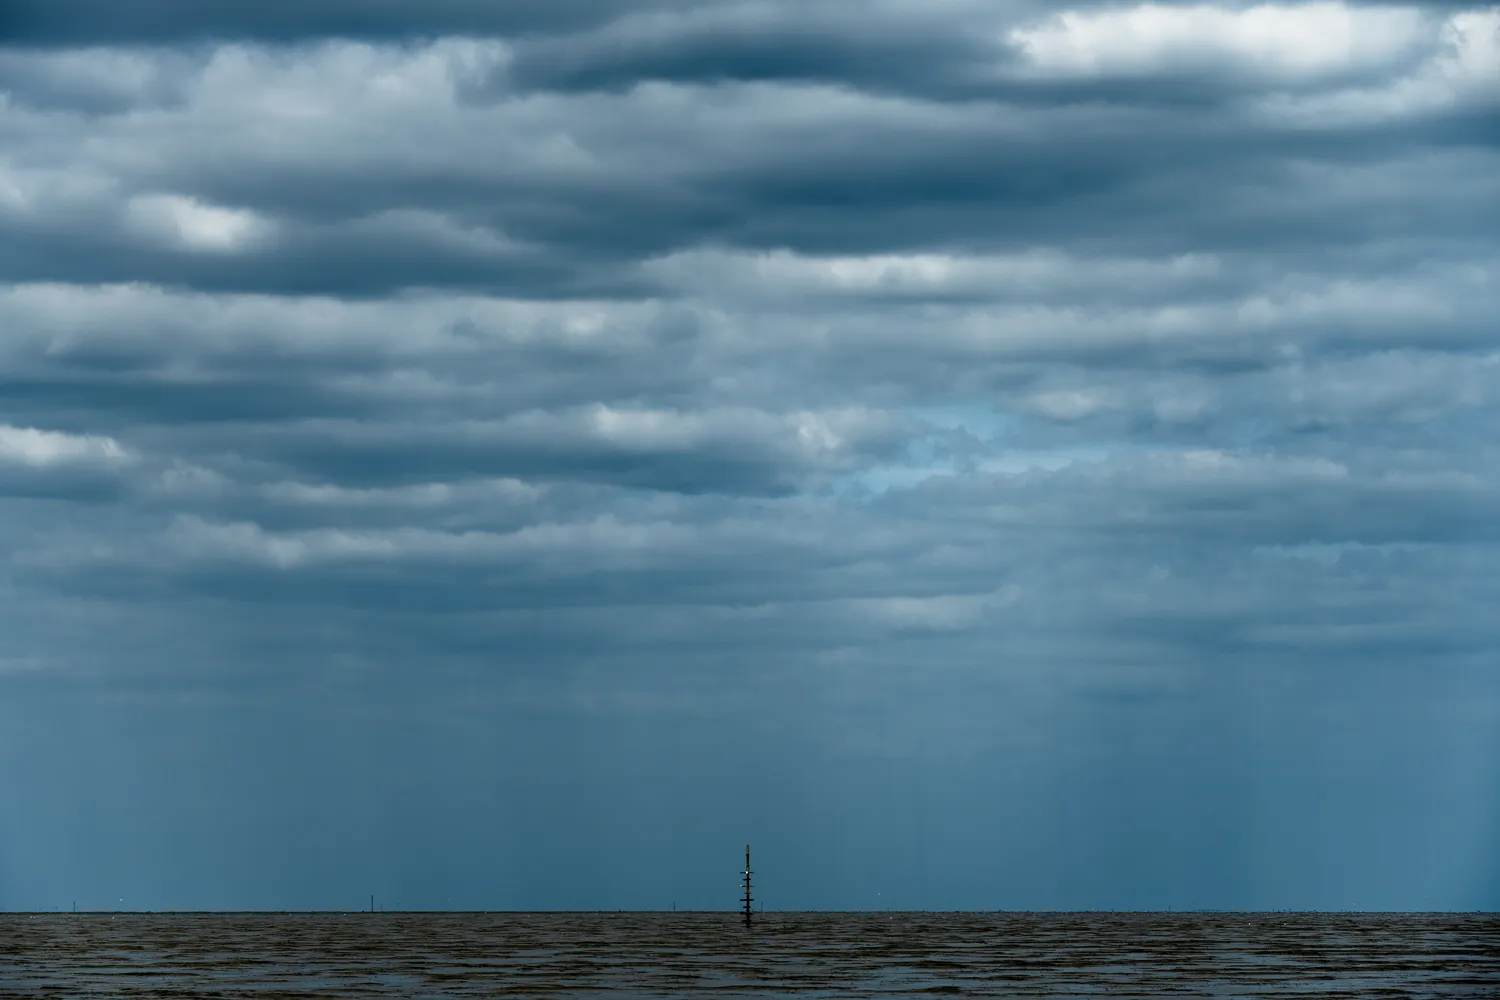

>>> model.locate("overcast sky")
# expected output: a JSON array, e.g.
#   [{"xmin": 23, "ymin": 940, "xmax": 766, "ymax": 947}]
[{"xmin": 1, "ymin": 0, "xmax": 1497, "ymax": 913}]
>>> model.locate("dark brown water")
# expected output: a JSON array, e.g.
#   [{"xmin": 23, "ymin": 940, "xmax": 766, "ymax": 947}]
[{"xmin": 3, "ymin": 912, "xmax": 1497, "ymax": 998}]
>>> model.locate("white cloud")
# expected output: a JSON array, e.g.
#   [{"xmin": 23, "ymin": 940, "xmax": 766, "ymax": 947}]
[
  {"xmin": 126, "ymin": 194, "xmax": 274, "ymax": 252},
  {"xmin": 1243, "ymin": 7, "xmax": 1500, "ymax": 123},
  {"xmin": 160, "ymin": 515, "xmax": 700, "ymax": 571},
  {"xmin": 1026, "ymin": 389, "xmax": 1109, "ymax": 422},
  {"xmin": 0, "ymin": 425, "xmax": 131, "ymax": 467},
  {"xmin": 1008, "ymin": 3, "xmax": 1429, "ymax": 81},
  {"xmin": 1442, "ymin": 8, "xmax": 1500, "ymax": 91},
  {"xmin": 645, "ymin": 248, "xmax": 1222, "ymax": 300},
  {"xmin": 504, "ymin": 404, "xmax": 902, "ymax": 467},
  {"xmin": 845, "ymin": 586, "xmax": 1023, "ymax": 633},
  {"xmin": 0, "ymin": 283, "xmax": 675, "ymax": 363},
  {"xmin": 259, "ymin": 478, "xmax": 541, "ymax": 509},
  {"xmin": 193, "ymin": 39, "xmax": 509, "ymax": 121}
]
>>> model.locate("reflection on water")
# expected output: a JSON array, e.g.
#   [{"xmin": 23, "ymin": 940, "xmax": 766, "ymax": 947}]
[{"xmin": 3, "ymin": 911, "xmax": 1497, "ymax": 997}]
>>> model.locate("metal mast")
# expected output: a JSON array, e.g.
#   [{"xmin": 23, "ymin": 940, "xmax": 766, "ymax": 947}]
[{"xmin": 741, "ymin": 845, "xmax": 753, "ymax": 927}]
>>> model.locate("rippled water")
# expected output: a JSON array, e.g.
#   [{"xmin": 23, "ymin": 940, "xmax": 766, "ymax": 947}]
[{"xmin": 3, "ymin": 911, "xmax": 1497, "ymax": 998}]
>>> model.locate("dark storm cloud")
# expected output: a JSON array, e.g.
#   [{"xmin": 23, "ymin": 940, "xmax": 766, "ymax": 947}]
[
  {"xmin": 0, "ymin": 0, "xmax": 649, "ymax": 45},
  {"xmin": 5, "ymin": 0, "xmax": 1481, "ymax": 45},
  {"xmin": 2, "ymin": 5, "xmax": 1493, "ymax": 301},
  {"xmin": 495, "ymin": 1, "xmax": 1457, "ymax": 103},
  {"xmin": 2, "ymin": 0, "xmax": 1499, "ymax": 912},
  {"xmin": 499, "ymin": 5, "xmax": 1002, "ymax": 98}
]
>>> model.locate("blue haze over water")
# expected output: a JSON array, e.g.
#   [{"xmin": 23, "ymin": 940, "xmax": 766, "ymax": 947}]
[{"xmin": 1, "ymin": 0, "xmax": 1498, "ymax": 914}]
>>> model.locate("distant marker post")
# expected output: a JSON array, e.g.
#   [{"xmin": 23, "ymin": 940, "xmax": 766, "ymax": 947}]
[{"xmin": 741, "ymin": 845, "xmax": 753, "ymax": 928}]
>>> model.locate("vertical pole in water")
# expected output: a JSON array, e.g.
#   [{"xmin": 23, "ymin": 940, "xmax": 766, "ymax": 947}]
[
  {"xmin": 370, "ymin": 894, "xmax": 374, "ymax": 913},
  {"xmin": 741, "ymin": 845, "xmax": 753, "ymax": 928}
]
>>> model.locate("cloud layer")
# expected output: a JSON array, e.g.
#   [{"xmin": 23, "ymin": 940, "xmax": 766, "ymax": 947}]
[{"xmin": 1, "ymin": 1, "xmax": 1497, "ymax": 911}]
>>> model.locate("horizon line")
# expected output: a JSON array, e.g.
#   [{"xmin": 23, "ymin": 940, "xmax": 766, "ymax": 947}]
[{"xmin": 6, "ymin": 908, "xmax": 1495, "ymax": 916}]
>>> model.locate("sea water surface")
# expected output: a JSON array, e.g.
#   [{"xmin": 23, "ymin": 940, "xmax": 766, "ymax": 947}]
[{"xmin": 3, "ymin": 911, "xmax": 1497, "ymax": 998}]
